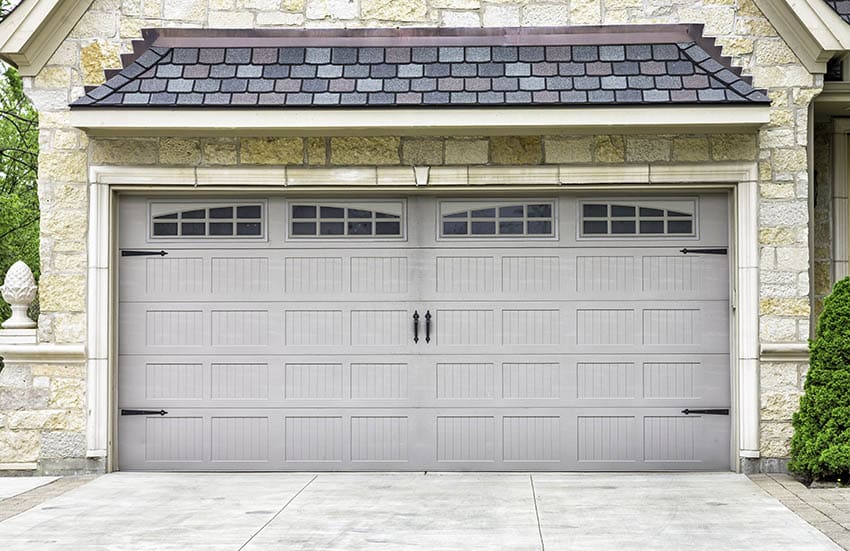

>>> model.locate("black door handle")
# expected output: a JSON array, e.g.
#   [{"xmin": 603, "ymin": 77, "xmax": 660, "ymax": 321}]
[
  {"xmin": 413, "ymin": 310, "xmax": 419, "ymax": 343},
  {"xmin": 681, "ymin": 408, "xmax": 729, "ymax": 415},
  {"xmin": 121, "ymin": 409, "xmax": 168, "ymax": 416},
  {"xmin": 425, "ymin": 310, "xmax": 432, "ymax": 343}
]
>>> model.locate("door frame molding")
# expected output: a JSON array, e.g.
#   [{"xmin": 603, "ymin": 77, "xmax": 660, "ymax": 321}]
[
  {"xmin": 88, "ymin": 161, "xmax": 759, "ymax": 471},
  {"xmin": 833, "ymin": 118, "xmax": 850, "ymax": 284}
]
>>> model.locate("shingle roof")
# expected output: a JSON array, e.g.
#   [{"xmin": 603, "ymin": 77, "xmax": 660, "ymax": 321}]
[
  {"xmin": 824, "ymin": 1, "xmax": 850, "ymax": 24},
  {"xmin": 71, "ymin": 25, "xmax": 769, "ymax": 108}
]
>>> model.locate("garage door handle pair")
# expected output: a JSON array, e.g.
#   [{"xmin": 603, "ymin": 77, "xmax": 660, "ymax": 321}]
[{"xmin": 413, "ymin": 310, "xmax": 432, "ymax": 344}]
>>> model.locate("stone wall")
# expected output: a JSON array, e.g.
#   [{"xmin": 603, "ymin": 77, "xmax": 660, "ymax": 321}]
[
  {"xmin": 812, "ymin": 122, "xmax": 833, "ymax": 316},
  {"xmin": 1, "ymin": 0, "xmax": 822, "ymax": 471}
]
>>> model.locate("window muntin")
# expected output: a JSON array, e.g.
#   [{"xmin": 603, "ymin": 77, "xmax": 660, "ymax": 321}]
[
  {"xmin": 150, "ymin": 202, "xmax": 265, "ymax": 239},
  {"xmin": 579, "ymin": 200, "xmax": 696, "ymax": 237},
  {"xmin": 288, "ymin": 201, "xmax": 404, "ymax": 238},
  {"xmin": 439, "ymin": 201, "xmax": 555, "ymax": 238}
]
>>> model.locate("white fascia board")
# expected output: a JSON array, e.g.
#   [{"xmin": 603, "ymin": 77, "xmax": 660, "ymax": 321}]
[
  {"xmin": 70, "ymin": 106, "xmax": 770, "ymax": 137},
  {"xmin": 0, "ymin": 0, "xmax": 94, "ymax": 77},
  {"xmin": 753, "ymin": 0, "xmax": 850, "ymax": 73}
]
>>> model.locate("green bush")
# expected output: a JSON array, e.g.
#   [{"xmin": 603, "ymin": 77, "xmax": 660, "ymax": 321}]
[{"xmin": 789, "ymin": 277, "xmax": 850, "ymax": 481}]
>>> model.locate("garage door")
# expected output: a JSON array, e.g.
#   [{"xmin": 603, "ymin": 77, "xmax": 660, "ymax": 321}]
[{"xmin": 117, "ymin": 193, "xmax": 731, "ymax": 471}]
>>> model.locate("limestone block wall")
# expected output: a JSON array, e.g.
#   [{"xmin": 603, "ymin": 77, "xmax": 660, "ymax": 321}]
[{"xmin": 0, "ymin": 0, "xmax": 821, "ymax": 471}]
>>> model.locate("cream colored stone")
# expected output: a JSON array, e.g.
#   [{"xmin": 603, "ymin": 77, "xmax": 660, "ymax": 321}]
[
  {"xmin": 92, "ymin": 139, "xmax": 159, "ymax": 165},
  {"xmin": 163, "ymin": 0, "xmax": 206, "ymax": 20},
  {"xmin": 159, "ymin": 138, "xmax": 201, "ymax": 165},
  {"xmin": 256, "ymin": 11, "xmax": 306, "ymax": 25},
  {"xmin": 49, "ymin": 378, "xmax": 85, "ymax": 410},
  {"xmin": 52, "ymin": 130, "xmax": 81, "ymax": 150},
  {"xmin": 41, "ymin": 208, "xmax": 87, "ymax": 240},
  {"xmin": 482, "ymin": 4, "xmax": 520, "ymax": 26},
  {"xmin": 570, "ymin": 0, "xmax": 601, "ymax": 24},
  {"xmin": 760, "ymin": 183, "xmax": 795, "ymax": 199},
  {"xmin": 402, "ymin": 139, "xmax": 443, "ymax": 165},
  {"xmin": 209, "ymin": 10, "xmax": 255, "ymax": 27},
  {"xmin": 490, "ymin": 136, "xmax": 542, "ymax": 165},
  {"xmin": 716, "ymin": 37, "xmax": 753, "ymax": 57},
  {"xmin": 39, "ymin": 151, "xmax": 88, "ymax": 183},
  {"xmin": 34, "ymin": 67, "xmax": 71, "ymax": 89},
  {"xmin": 545, "ymin": 137, "xmax": 594, "ymax": 163},
  {"xmin": 241, "ymin": 138, "xmax": 303, "ymax": 165},
  {"xmin": 52, "ymin": 313, "xmax": 87, "ymax": 344},
  {"xmin": 760, "ymin": 297, "xmax": 810, "ymax": 317},
  {"xmin": 772, "ymin": 148, "xmax": 807, "ymax": 174},
  {"xmin": 736, "ymin": 16, "xmax": 777, "ymax": 37},
  {"xmin": 203, "ymin": 140, "xmax": 239, "ymax": 165},
  {"xmin": 81, "ymin": 41, "xmax": 122, "ymax": 86},
  {"xmin": 306, "ymin": 138, "xmax": 326, "ymax": 165},
  {"xmin": 679, "ymin": 6, "xmax": 735, "ymax": 35},
  {"xmin": 602, "ymin": 0, "xmax": 641, "ymax": 9},
  {"xmin": 711, "ymin": 134, "xmax": 757, "ymax": 161},
  {"xmin": 7, "ymin": 410, "xmax": 85, "ymax": 432},
  {"xmin": 32, "ymin": 364, "xmax": 86, "ymax": 378},
  {"xmin": 52, "ymin": 184, "xmax": 88, "ymax": 210},
  {"xmin": 306, "ymin": 0, "xmax": 358, "ymax": 20},
  {"xmin": 69, "ymin": 12, "xmax": 117, "ymax": 39},
  {"xmin": 776, "ymin": 246, "xmax": 809, "ymax": 271},
  {"xmin": 0, "ymin": 430, "xmax": 39, "ymax": 462},
  {"xmin": 751, "ymin": 65, "xmax": 813, "ymax": 88},
  {"xmin": 522, "ymin": 3, "xmax": 569, "ymax": 25},
  {"xmin": 283, "ymin": 0, "xmax": 305, "ymax": 9},
  {"xmin": 760, "ymin": 317, "xmax": 797, "ymax": 342},
  {"xmin": 53, "ymin": 253, "xmax": 87, "ymax": 273},
  {"xmin": 626, "ymin": 136, "xmax": 670, "ymax": 162},
  {"xmin": 210, "ymin": 0, "xmax": 235, "ymax": 7},
  {"xmin": 39, "ymin": 275, "xmax": 86, "ymax": 312},
  {"xmin": 441, "ymin": 10, "xmax": 480, "ymax": 26},
  {"xmin": 761, "ymin": 391, "xmax": 801, "ymax": 420},
  {"xmin": 445, "ymin": 139, "xmax": 488, "ymax": 164},
  {"xmin": 671, "ymin": 137, "xmax": 710, "ymax": 162},
  {"xmin": 594, "ymin": 136, "xmax": 625, "ymax": 163},
  {"xmin": 432, "ymin": 0, "xmax": 479, "ymax": 7},
  {"xmin": 143, "ymin": 0, "xmax": 163, "ymax": 16},
  {"xmin": 331, "ymin": 137, "xmax": 400, "ymax": 165},
  {"xmin": 754, "ymin": 39, "xmax": 799, "ymax": 66},
  {"xmin": 361, "ymin": 0, "xmax": 428, "ymax": 21}
]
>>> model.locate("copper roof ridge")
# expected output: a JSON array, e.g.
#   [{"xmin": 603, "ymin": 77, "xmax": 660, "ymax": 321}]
[{"xmin": 142, "ymin": 24, "xmax": 705, "ymax": 48}]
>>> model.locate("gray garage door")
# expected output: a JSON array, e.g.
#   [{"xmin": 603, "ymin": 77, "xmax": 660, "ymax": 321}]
[{"xmin": 117, "ymin": 193, "xmax": 731, "ymax": 471}]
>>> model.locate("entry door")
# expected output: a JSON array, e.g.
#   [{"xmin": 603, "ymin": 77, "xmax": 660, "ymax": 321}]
[{"xmin": 117, "ymin": 194, "xmax": 730, "ymax": 471}]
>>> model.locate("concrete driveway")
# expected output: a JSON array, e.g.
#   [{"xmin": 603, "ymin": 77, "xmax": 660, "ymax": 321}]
[{"xmin": 0, "ymin": 472, "xmax": 839, "ymax": 551}]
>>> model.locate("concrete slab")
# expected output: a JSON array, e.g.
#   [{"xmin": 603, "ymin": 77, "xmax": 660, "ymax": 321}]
[
  {"xmin": 533, "ymin": 473, "xmax": 839, "ymax": 551},
  {"xmin": 0, "ymin": 477, "xmax": 58, "ymax": 500},
  {"xmin": 0, "ymin": 472, "xmax": 840, "ymax": 551}
]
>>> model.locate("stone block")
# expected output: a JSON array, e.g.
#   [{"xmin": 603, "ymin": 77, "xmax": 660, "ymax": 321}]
[
  {"xmin": 762, "ymin": 391, "xmax": 801, "ymax": 421},
  {"xmin": 482, "ymin": 5, "xmax": 520, "ymax": 26},
  {"xmin": 754, "ymin": 39, "xmax": 799, "ymax": 66},
  {"xmin": 431, "ymin": 0, "xmax": 479, "ymax": 7},
  {"xmin": 594, "ymin": 136, "xmax": 625, "ymax": 163},
  {"xmin": 760, "ymin": 316, "xmax": 797, "ymax": 342},
  {"xmin": 52, "ymin": 313, "xmax": 87, "ymax": 344},
  {"xmin": 306, "ymin": 138, "xmax": 326, "ymax": 165},
  {"xmin": 92, "ymin": 139, "xmax": 159, "ymax": 165},
  {"xmin": 203, "ymin": 139, "xmax": 239, "ymax": 165},
  {"xmin": 283, "ymin": 0, "xmax": 305, "ymax": 9},
  {"xmin": 49, "ymin": 378, "xmax": 84, "ymax": 410},
  {"xmin": 761, "ymin": 362, "xmax": 800, "ymax": 391},
  {"xmin": 40, "ymin": 209, "xmax": 87, "ymax": 241},
  {"xmin": 69, "ymin": 12, "xmax": 117, "ymax": 39},
  {"xmin": 306, "ymin": 0, "xmax": 358, "ymax": 19},
  {"xmin": 208, "ymin": 10, "xmax": 254, "ymax": 27},
  {"xmin": 0, "ymin": 388, "xmax": 49, "ymax": 410},
  {"xmin": 776, "ymin": 246, "xmax": 809, "ymax": 272},
  {"xmin": 402, "ymin": 139, "xmax": 444, "ymax": 165},
  {"xmin": 240, "ymin": 138, "xmax": 303, "ymax": 165},
  {"xmin": 545, "ymin": 137, "xmax": 594, "ymax": 164},
  {"xmin": 39, "ymin": 151, "xmax": 88, "ymax": 184},
  {"xmin": 711, "ymin": 134, "xmax": 757, "ymax": 161},
  {"xmin": 81, "ymin": 41, "xmax": 122, "ymax": 86},
  {"xmin": 441, "ymin": 10, "xmax": 480, "ymax": 26},
  {"xmin": 671, "ymin": 137, "xmax": 710, "ymax": 162},
  {"xmin": 41, "ymin": 431, "xmax": 87, "ymax": 459},
  {"xmin": 445, "ymin": 139, "xmax": 488, "ymax": 164},
  {"xmin": 626, "ymin": 136, "xmax": 670, "ymax": 162},
  {"xmin": 522, "ymin": 4, "xmax": 569, "ymax": 25},
  {"xmin": 256, "ymin": 11, "xmax": 306, "ymax": 25},
  {"xmin": 159, "ymin": 138, "xmax": 201, "ymax": 165},
  {"xmin": 760, "ymin": 201, "xmax": 808, "ymax": 226},
  {"xmin": 38, "ymin": 274, "xmax": 86, "ymax": 312},
  {"xmin": 0, "ymin": 366, "xmax": 32, "ymax": 388},
  {"xmin": 0, "ymin": 430, "xmax": 40, "ymax": 462},
  {"xmin": 331, "ymin": 137, "xmax": 400, "ymax": 165},
  {"xmin": 570, "ymin": 0, "xmax": 601, "ymax": 24},
  {"xmin": 34, "ymin": 67, "xmax": 71, "ymax": 90},
  {"xmin": 31, "ymin": 364, "xmax": 86, "ymax": 378},
  {"xmin": 760, "ymin": 297, "xmax": 810, "ymax": 317},
  {"xmin": 361, "ymin": 0, "xmax": 429, "ymax": 21},
  {"xmin": 491, "ymin": 136, "xmax": 542, "ymax": 165},
  {"xmin": 773, "ymin": 148, "xmax": 808, "ymax": 174},
  {"xmin": 163, "ymin": 0, "xmax": 206, "ymax": 20}
]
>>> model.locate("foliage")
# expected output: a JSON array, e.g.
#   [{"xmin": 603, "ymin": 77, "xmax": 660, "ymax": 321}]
[
  {"xmin": 790, "ymin": 277, "xmax": 850, "ymax": 481},
  {"xmin": 0, "ymin": 63, "xmax": 40, "ymax": 323}
]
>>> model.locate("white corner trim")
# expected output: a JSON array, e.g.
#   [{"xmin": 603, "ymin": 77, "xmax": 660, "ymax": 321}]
[
  {"xmin": 760, "ymin": 343, "xmax": 810, "ymax": 361},
  {"xmin": 834, "ymin": 120, "xmax": 850, "ymax": 283},
  {"xmin": 0, "ymin": 0, "xmax": 94, "ymax": 77},
  {"xmin": 0, "ymin": 343, "xmax": 86, "ymax": 363},
  {"xmin": 737, "ymin": 180, "xmax": 760, "ymax": 459},
  {"xmin": 0, "ymin": 462, "xmax": 38, "ymax": 470},
  {"xmin": 71, "ymin": 106, "xmax": 771, "ymax": 137}
]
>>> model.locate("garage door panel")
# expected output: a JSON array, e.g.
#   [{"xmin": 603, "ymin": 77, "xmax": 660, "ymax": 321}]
[{"xmin": 118, "ymin": 193, "xmax": 731, "ymax": 472}]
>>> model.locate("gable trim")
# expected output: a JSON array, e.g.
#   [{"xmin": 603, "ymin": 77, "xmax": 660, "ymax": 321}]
[{"xmin": 0, "ymin": 0, "xmax": 94, "ymax": 77}]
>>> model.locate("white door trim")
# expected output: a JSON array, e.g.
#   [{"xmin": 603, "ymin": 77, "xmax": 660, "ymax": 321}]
[
  {"xmin": 832, "ymin": 119, "xmax": 850, "ymax": 283},
  {"xmin": 87, "ymin": 161, "xmax": 759, "ymax": 469}
]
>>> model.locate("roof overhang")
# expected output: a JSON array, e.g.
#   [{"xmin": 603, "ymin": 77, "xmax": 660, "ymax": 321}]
[
  {"xmin": 753, "ymin": 0, "xmax": 850, "ymax": 73},
  {"xmin": 0, "ymin": 0, "xmax": 93, "ymax": 76},
  {"xmin": 70, "ymin": 105, "xmax": 770, "ymax": 137}
]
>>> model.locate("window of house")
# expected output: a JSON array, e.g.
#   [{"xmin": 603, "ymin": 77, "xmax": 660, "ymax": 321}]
[
  {"xmin": 579, "ymin": 200, "xmax": 696, "ymax": 237},
  {"xmin": 288, "ymin": 201, "xmax": 404, "ymax": 238},
  {"xmin": 150, "ymin": 203, "xmax": 265, "ymax": 238},
  {"xmin": 439, "ymin": 201, "xmax": 555, "ymax": 237}
]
